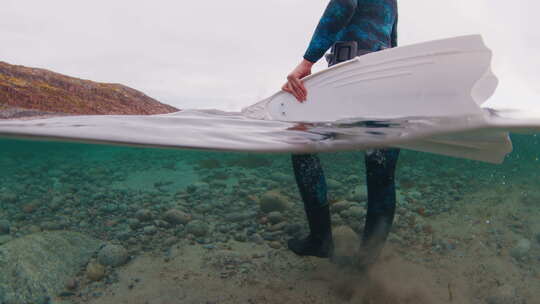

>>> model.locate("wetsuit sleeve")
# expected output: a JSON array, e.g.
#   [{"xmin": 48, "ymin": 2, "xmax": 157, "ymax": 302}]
[
  {"xmin": 390, "ymin": 13, "xmax": 398, "ymax": 48},
  {"xmin": 303, "ymin": 0, "xmax": 358, "ymax": 63}
]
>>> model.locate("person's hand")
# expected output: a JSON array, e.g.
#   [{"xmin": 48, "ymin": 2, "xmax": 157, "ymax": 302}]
[
  {"xmin": 282, "ymin": 59, "xmax": 314, "ymax": 102},
  {"xmin": 286, "ymin": 122, "xmax": 313, "ymax": 131}
]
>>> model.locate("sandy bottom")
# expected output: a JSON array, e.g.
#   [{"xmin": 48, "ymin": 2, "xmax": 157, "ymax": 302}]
[
  {"xmin": 61, "ymin": 184, "xmax": 540, "ymax": 304},
  {"xmin": 78, "ymin": 242, "xmax": 453, "ymax": 304}
]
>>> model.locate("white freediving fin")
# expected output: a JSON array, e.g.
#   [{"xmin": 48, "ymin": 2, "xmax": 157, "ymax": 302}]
[
  {"xmin": 396, "ymin": 130, "xmax": 513, "ymax": 164},
  {"xmin": 242, "ymin": 35, "xmax": 510, "ymax": 163},
  {"xmin": 242, "ymin": 35, "xmax": 498, "ymax": 122}
]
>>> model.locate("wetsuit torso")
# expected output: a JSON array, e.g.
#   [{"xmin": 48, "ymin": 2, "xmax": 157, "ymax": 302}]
[{"xmin": 303, "ymin": 0, "xmax": 398, "ymax": 63}]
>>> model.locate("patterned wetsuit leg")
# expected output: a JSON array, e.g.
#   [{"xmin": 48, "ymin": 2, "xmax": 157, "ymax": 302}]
[
  {"xmin": 363, "ymin": 148, "xmax": 400, "ymax": 245},
  {"xmin": 292, "ymin": 0, "xmax": 399, "ymax": 226},
  {"xmin": 291, "ymin": 154, "xmax": 328, "ymax": 210}
]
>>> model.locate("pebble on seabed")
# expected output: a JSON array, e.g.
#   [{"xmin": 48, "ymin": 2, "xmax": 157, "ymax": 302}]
[
  {"xmin": 267, "ymin": 211, "xmax": 284, "ymax": 224},
  {"xmin": 143, "ymin": 225, "xmax": 157, "ymax": 235},
  {"xmin": 331, "ymin": 201, "xmax": 351, "ymax": 213},
  {"xmin": 135, "ymin": 209, "xmax": 153, "ymax": 222},
  {"xmin": 65, "ymin": 278, "xmax": 79, "ymax": 290},
  {"xmin": 86, "ymin": 262, "xmax": 106, "ymax": 281},
  {"xmin": 268, "ymin": 241, "xmax": 281, "ymax": 249},
  {"xmin": 186, "ymin": 220, "xmax": 209, "ymax": 237},
  {"xmin": 97, "ymin": 244, "xmax": 129, "ymax": 267},
  {"xmin": 259, "ymin": 191, "xmax": 290, "ymax": 213},
  {"xmin": 163, "ymin": 209, "xmax": 191, "ymax": 225},
  {"xmin": 0, "ymin": 219, "xmax": 10, "ymax": 235}
]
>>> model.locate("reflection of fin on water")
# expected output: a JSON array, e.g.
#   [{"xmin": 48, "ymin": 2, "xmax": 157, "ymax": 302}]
[
  {"xmin": 396, "ymin": 128, "xmax": 513, "ymax": 164},
  {"xmin": 0, "ymin": 36, "xmax": 539, "ymax": 164}
]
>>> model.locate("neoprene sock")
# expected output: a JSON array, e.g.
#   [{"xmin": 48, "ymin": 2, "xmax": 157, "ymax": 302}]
[
  {"xmin": 287, "ymin": 205, "xmax": 334, "ymax": 258},
  {"xmin": 359, "ymin": 148, "xmax": 400, "ymax": 266}
]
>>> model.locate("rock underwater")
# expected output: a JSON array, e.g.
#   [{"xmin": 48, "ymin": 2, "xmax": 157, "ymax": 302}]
[{"xmin": 0, "ymin": 231, "xmax": 102, "ymax": 304}]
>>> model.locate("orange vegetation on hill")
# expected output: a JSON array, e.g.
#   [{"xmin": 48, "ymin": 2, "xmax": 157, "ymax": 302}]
[{"xmin": 0, "ymin": 61, "xmax": 178, "ymax": 115}]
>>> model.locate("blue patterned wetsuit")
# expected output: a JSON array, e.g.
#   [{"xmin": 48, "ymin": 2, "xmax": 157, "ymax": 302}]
[
  {"xmin": 304, "ymin": 0, "xmax": 398, "ymax": 63},
  {"xmin": 292, "ymin": 0, "xmax": 399, "ymax": 254}
]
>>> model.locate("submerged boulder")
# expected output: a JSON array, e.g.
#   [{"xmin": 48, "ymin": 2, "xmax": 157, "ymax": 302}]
[
  {"xmin": 0, "ymin": 231, "xmax": 101, "ymax": 304},
  {"xmin": 0, "ymin": 219, "xmax": 10, "ymax": 235},
  {"xmin": 97, "ymin": 244, "xmax": 129, "ymax": 267},
  {"xmin": 259, "ymin": 191, "xmax": 290, "ymax": 213}
]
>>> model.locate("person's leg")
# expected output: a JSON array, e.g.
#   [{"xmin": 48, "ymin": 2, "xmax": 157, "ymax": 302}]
[
  {"xmin": 287, "ymin": 154, "xmax": 333, "ymax": 258},
  {"xmin": 287, "ymin": 43, "xmax": 357, "ymax": 258},
  {"xmin": 359, "ymin": 148, "xmax": 400, "ymax": 266}
]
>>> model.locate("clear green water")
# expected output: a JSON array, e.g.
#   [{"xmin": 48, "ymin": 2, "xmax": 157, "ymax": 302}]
[{"xmin": 0, "ymin": 134, "xmax": 539, "ymax": 303}]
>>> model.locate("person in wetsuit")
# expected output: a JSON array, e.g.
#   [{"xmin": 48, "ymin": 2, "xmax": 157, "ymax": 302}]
[{"xmin": 282, "ymin": 0, "xmax": 400, "ymax": 266}]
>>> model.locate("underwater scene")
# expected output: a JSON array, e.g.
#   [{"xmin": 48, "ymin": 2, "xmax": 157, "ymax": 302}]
[{"xmin": 0, "ymin": 134, "xmax": 539, "ymax": 304}]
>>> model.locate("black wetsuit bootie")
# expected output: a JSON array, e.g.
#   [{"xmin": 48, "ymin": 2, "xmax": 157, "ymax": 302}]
[
  {"xmin": 287, "ymin": 205, "xmax": 333, "ymax": 258},
  {"xmin": 356, "ymin": 148, "xmax": 400, "ymax": 268}
]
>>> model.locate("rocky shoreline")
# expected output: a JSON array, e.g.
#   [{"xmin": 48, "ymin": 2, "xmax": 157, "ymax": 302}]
[
  {"xmin": 0, "ymin": 105, "xmax": 66, "ymax": 120},
  {"xmin": 0, "ymin": 61, "xmax": 178, "ymax": 116}
]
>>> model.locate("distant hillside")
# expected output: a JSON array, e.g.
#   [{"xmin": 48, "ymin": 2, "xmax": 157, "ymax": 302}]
[{"xmin": 0, "ymin": 61, "xmax": 178, "ymax": 115}]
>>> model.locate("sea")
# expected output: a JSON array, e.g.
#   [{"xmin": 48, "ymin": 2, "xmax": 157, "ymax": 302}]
[{"xmin": 0, "ymin": 122, "xmax": 539, "ymax": 303}]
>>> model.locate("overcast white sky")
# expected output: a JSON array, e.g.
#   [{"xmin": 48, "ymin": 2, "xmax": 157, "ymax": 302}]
[{"xmin": 1, "ymin": 0, "xmax": 538, "ymax": 111}]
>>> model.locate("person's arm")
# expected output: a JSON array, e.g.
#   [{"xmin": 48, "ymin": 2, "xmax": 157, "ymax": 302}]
[
  {"xmin": 304, "ymin": 0, "xmax": 358, "ymax": 63},
  {"xmin": 283, "ymin": 0, "xmax": 357, "ymax": 102},
  {"xmin": 390, "ymin": 13, "xmax": 398, "ymax": 48}
]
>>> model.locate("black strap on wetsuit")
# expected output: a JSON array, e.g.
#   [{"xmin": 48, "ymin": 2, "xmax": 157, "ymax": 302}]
[{"xmin": 325, "ymin": 41, "xmax": 387, "ymax": 66}]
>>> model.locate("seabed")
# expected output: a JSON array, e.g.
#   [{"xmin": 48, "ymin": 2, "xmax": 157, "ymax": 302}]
[{"xmin": 0, "ymin": 135, "xmax": 539, "ymax": 304}]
